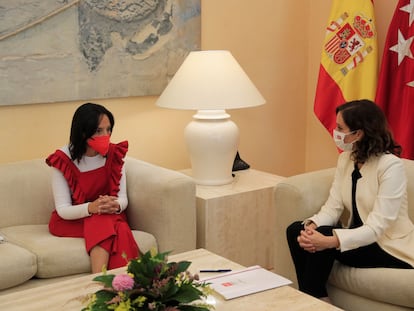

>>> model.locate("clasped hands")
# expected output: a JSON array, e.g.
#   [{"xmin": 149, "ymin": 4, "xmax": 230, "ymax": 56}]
[
  {"xmin": 297, "ymin": 222, "xmax": 339, "ymax": 253},
  {"xmin": 88, "ymin": 195, "xmax": 120, "ymax": 215}
]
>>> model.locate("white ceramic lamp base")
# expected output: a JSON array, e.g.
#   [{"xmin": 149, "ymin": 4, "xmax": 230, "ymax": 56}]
[{"xmin": 185, "ymin": 110, "xmax": 239, "ymax": 186}]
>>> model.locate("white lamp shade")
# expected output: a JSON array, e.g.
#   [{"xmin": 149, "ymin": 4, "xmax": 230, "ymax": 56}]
[
  {"xmin": 155, "ymin": 50, "xmax": 266, "ymax": 185},
  {"xmin": 156, "ymin": 50, "xmax": 266, "ymax": 110}
]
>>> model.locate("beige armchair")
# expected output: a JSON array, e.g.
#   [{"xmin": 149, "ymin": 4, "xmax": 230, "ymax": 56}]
[
  {"xmin": 0, "ymin": 157, "xmax": 196, "ymax": 291},
  {"xmin": 274, "ymin": 160, "xmax": 414, "ymax": 311}
]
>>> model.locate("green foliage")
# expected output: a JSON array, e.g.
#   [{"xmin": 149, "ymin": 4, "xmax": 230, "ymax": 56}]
[{"xmin": 82, "ymin": 250, "xmax": 213, "ymax": 311}]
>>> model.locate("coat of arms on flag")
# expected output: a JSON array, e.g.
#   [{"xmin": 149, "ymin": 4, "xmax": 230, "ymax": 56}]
[
  {"xmin": 324, "ymin": 13, "xmax": 375, "ymax": 77},
  {"xmin": 314, "ymin": 0, "xmax": 378, "ymax": 134},
  {"xmin": 325, "ymin": 13, "xmax": 374, "ymax": 75}
]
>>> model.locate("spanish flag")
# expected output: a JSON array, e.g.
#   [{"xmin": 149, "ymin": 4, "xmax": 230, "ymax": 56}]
[
  {"xmin": 376, "ymin": 0, "xmax": 414, "ymax": 159},
  {"xmin": 314, "ymin": 0, "xmax": 378, "ymax": 134}
]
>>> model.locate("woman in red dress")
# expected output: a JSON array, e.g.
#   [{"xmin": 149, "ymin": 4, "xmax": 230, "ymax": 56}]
[{"xmin": 46, "ymin": 103, "xmax": 139, "ymax": 273}]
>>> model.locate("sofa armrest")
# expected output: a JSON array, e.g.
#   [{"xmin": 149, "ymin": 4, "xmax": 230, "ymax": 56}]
[
  {"xmin": 273, "ymin": 167, "xmax": 335, "ymax": 286},
  {"xmin": 124, "ymin": 157, "xmax": 196, "ymax": 255}
]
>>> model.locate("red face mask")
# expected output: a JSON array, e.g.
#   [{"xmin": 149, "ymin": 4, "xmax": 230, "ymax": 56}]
[{"xmin": 87, "ymin": 135, "xmax": 110, "ymax": 156}]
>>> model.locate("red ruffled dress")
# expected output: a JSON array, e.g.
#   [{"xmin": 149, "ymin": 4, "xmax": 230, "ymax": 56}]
[{"xmin": 46, "ymin": 141, "xmax": 139, "ymax": 270}]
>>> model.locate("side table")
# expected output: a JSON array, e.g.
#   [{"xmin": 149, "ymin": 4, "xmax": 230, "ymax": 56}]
[{"xmin": 181, "ymin": 169, "xmax": 285, "ymax": 269}]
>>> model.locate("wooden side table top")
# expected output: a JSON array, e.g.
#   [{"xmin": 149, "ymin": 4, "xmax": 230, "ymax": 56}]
[
  {"xmin": 0, "ymin": 248, "xmax": 342, "ymax": 311},
  {"xmin": 181, "ymin": 168, "xmax": 285, "ymax": 199}
]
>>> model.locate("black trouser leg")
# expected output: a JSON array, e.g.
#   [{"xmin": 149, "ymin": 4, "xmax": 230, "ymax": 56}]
[
  {"xmin": 286, "ymin": 221, "xmax": 412, "ymax": 299},
  {"xmin": 286, "ymin": 221, "xmax": 338, "ymax": 298},
  {"xmin": 286, "ymin": 221, "xmax": 307, "ymax": 290},
  {"xmin": 337, "ymin": 242, "xmax": 412, "ymax": 268}
]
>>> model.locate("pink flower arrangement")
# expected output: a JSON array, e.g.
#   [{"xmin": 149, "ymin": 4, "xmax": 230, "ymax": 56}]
[
  {"xmin": 112, "ymin": 274, "xmax": 134, "ymax": 291},
  {"xmin": 83, "ymin": 250, "xmax": 212, "ymax": 311}
]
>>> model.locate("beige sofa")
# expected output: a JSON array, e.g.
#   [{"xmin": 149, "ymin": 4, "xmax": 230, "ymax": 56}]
[
  {"xmin": 0, "ymin": 157, "xmax": 196, "ymax": 291},
  {"xmin": 274, "ymin": 159, "xmax": 414, "ymax": 311}
]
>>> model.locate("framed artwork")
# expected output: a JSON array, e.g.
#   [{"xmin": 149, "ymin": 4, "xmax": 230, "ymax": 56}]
[{"xmin": 0, "ymin": 0, "xmax": 201, "ymax": 106}]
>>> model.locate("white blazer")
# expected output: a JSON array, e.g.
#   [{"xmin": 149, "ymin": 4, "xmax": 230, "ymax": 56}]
[{"xmin": 309, "ymin": 152, "xmax": 414, "ymax": 267}]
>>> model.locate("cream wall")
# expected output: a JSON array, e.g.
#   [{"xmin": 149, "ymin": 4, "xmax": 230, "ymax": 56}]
[{"xmin": 0, "ymin": 0, "xmax": 398, "ymax": 177}]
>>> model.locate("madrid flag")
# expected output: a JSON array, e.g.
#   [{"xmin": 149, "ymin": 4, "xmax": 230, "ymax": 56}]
[
  {"xmin": 314, "ymin": 0, "xmax": 378, "ymax": 134},
  {"xmin": 376, "ymin": 0, "xmax": 414, "ymax": 159}
]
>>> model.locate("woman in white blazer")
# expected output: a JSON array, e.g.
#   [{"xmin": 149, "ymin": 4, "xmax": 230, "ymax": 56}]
[{"xmin": 286, "ymin": 99, "xmax": 414, "ymax": 302}]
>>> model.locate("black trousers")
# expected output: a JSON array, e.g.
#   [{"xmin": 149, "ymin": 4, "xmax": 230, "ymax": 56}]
[{"xmin": 286, "ymin": 221, "xmax": 412, "ymax": 298}]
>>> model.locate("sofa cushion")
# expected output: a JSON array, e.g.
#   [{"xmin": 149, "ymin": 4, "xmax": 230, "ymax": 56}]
[
  {"xmin": 0, "ymin": 241, "xmax": 37, "ymax": 290},
  {"xmin": 329, "ymin": 261, "xmax": 414, "ymax": 308},
  {"xmin": 133, "ymin": 229, "xmax": 158, "ymax": 255},
  {"xmin": 1, "ymin": 225, "xmax": 157, "ymax": 278},
  {"xmin": 0, "ymin": 159, "xmax": 55, "ymax": 228}
]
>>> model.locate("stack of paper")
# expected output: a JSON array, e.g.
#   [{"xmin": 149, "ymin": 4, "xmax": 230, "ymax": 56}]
[{"xmin": 201, "ymin": 265, "xmax": 292, "ymax": 300}]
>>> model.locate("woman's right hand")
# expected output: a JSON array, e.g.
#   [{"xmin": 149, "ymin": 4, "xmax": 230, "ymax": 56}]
[
  {"xmin": 88, "ymin": 198, "xmax": 100, "ymax": 215},
  {"xmin": 298, "ymin": 229, "xmax": 316, "ymax": 253}
]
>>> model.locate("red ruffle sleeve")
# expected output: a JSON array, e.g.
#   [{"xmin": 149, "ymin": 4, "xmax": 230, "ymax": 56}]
[
  {"xmin": 107, "ymin": 140, "xmax": 128, "ymax": 196},
  {"xmin": 45, "ymin": 150, "xmax": 86, "ymax": 204}
]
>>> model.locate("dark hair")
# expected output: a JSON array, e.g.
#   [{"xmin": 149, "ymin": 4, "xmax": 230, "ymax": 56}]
[
  {"xmin": 336, "ymin": 99, "xmax": 401, "ymax": 163},
  {"xmin": 69, "ymin": 103, "xmax": 115, "ymax": 162}
]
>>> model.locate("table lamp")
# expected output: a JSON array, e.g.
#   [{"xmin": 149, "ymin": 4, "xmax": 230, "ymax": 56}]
[{"xmin": 156, "ymin": 50, "xmax": 266, "ymax": 185}]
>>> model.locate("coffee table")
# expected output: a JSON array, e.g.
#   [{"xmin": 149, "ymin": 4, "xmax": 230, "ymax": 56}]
[{"xmin": 0, "ymin": 248, "xmax": 343, "ymax": 310}]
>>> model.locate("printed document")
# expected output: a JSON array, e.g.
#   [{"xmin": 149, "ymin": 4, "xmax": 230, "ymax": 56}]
[{"xmin": 201, "ymin": 265, "xmax": 292, "ymax": 300}]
